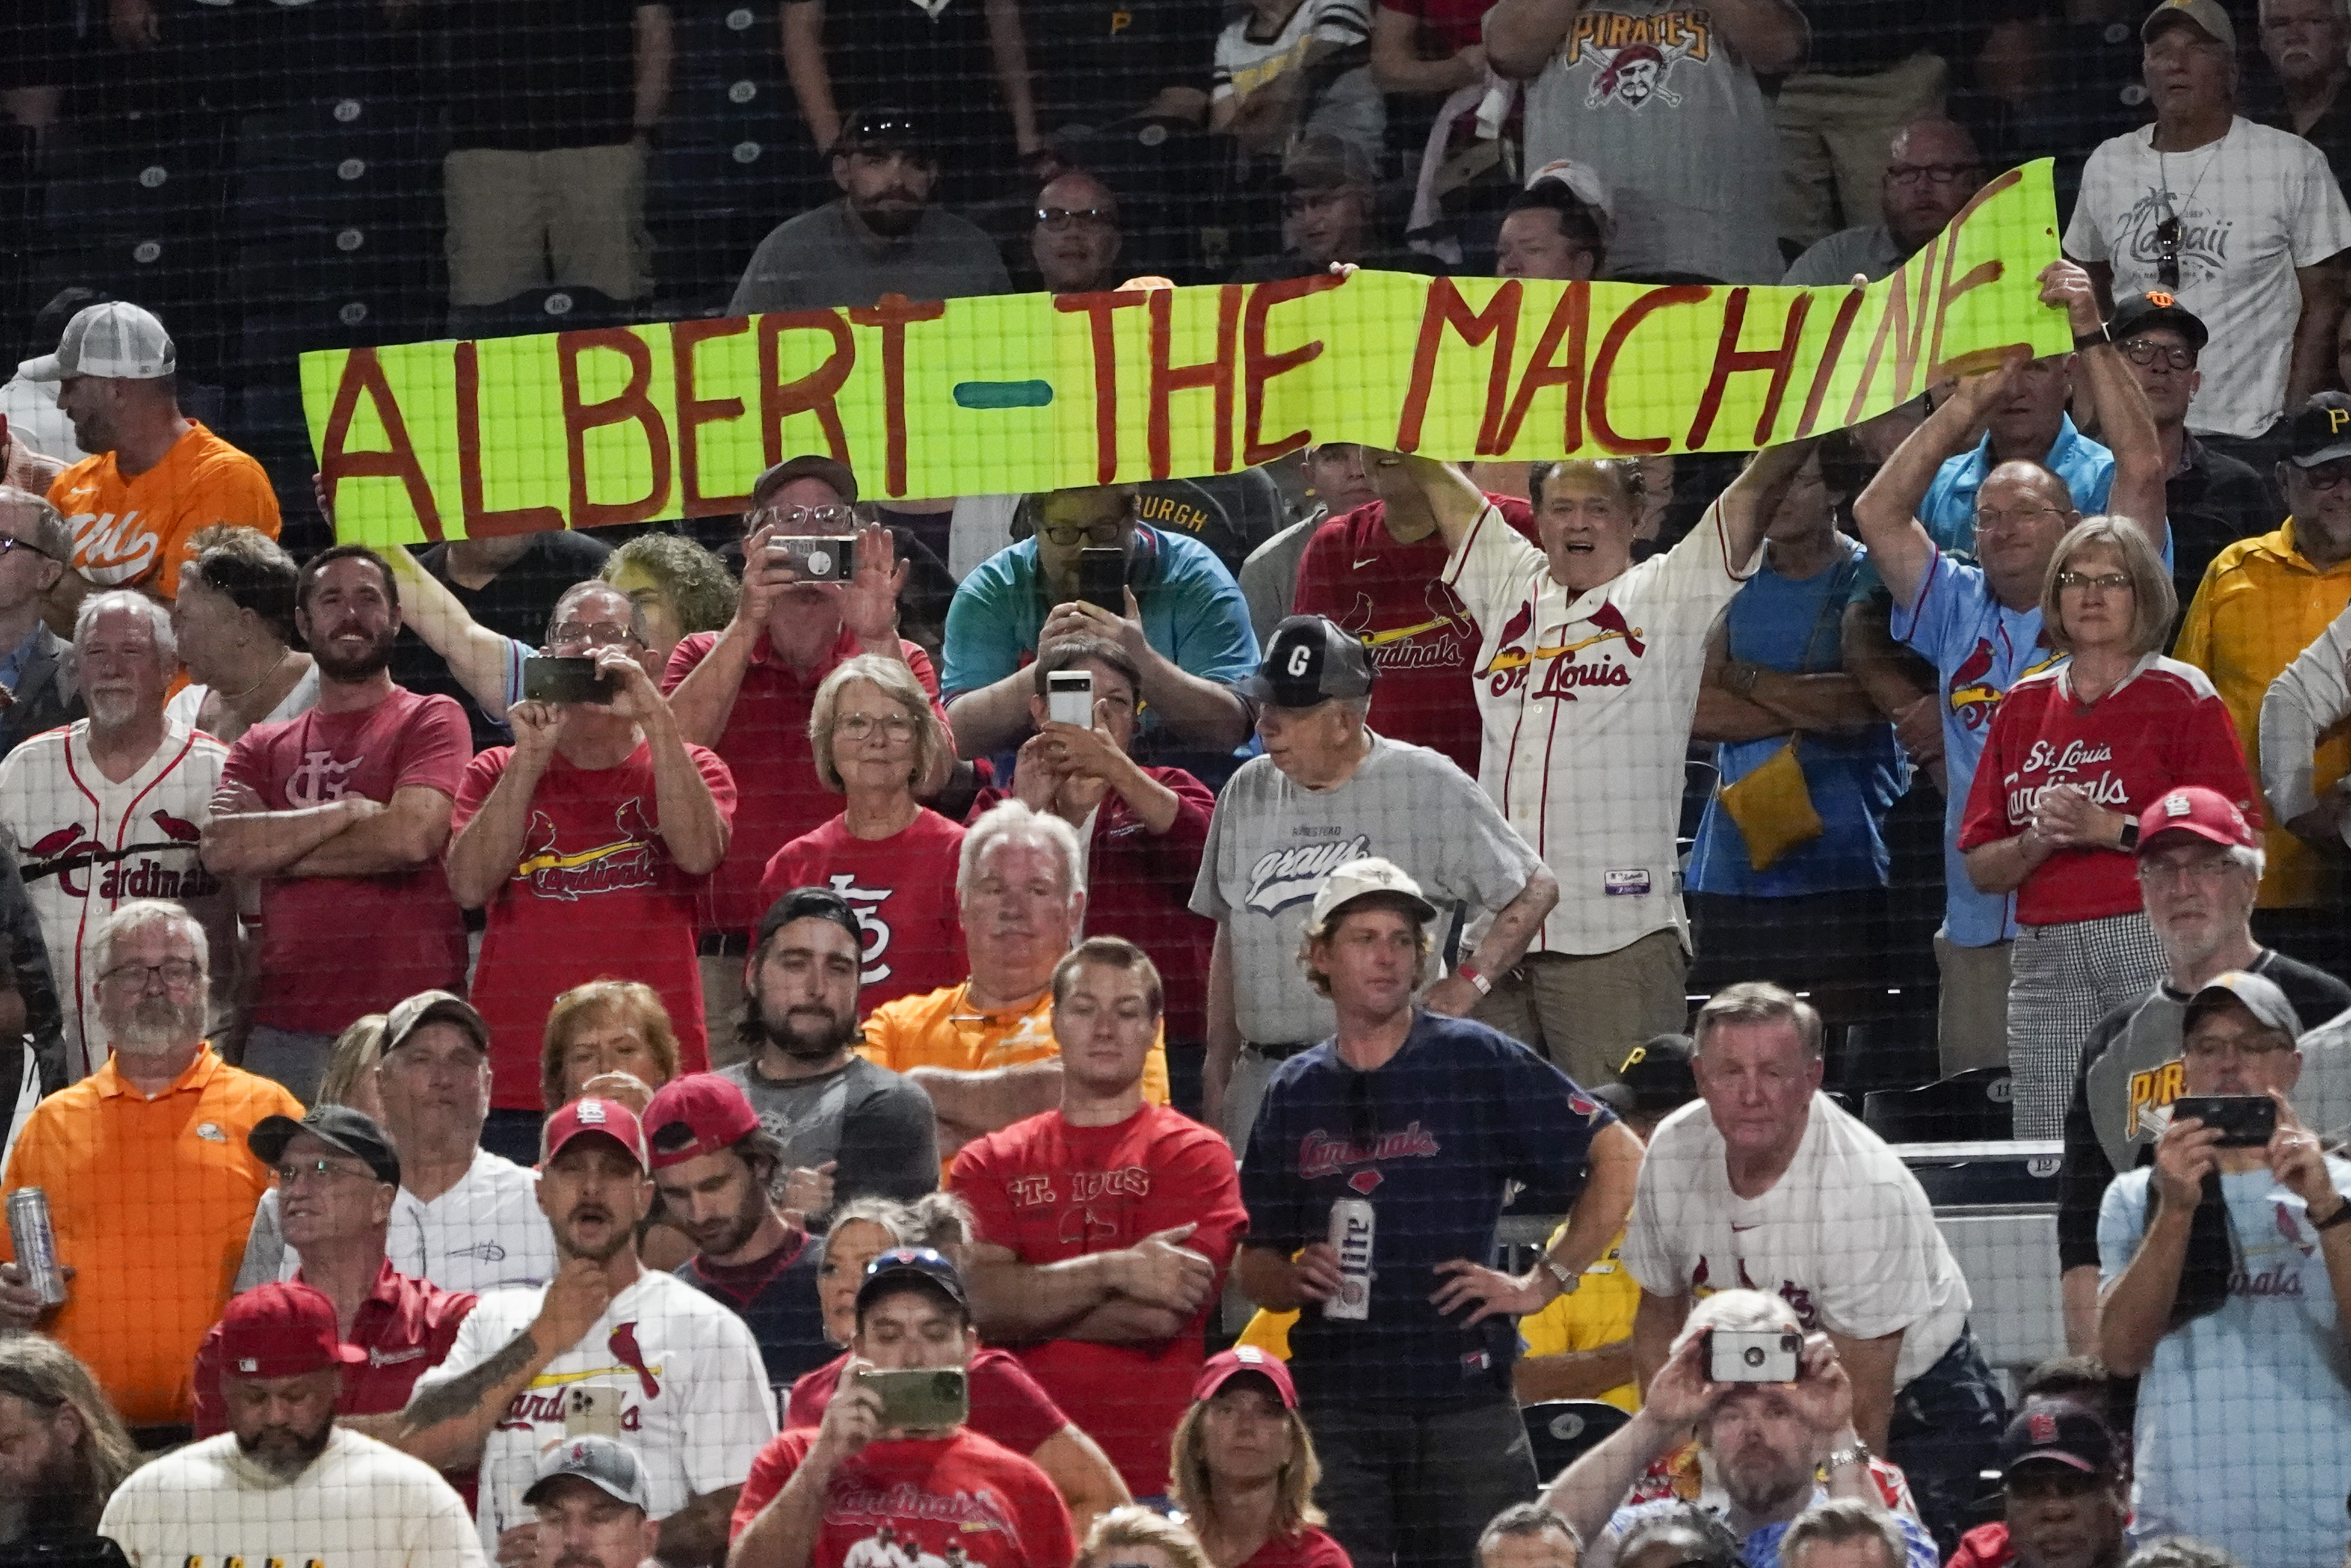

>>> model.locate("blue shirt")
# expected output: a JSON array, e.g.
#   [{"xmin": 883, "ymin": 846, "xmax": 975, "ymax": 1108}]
[
  {"xmin": 1688, "ymin": 544, "xmax": 1906, "ymax": 898},
  {"xmin": 2099, "ymin": 1158, "xmax": 2351, "ymax": 1568},
  {"xmin": 939, "ymin": 526, "xmax": 1262, "ymax": 721},
  {"xmin": 1918, "ymin": 413, "xmax": 2116, "ymax": 556},
  {"xmin": 1604, "ymin": 1496, "xmax": 1937, "ymax": 1568},
  {"xmin": 1240, "ymin": 1010, "xmax": 1615, "ymax": 1409},
  {"xmin": 0, "ymin": 623, "xmax": 46, "ymax": 693}
]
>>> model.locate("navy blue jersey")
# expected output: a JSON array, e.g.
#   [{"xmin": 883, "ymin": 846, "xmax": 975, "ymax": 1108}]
[
  {"xmin": 676, "ymin": 1239, "xmax": 832, "ymax": 1423},
  {"xmin": 1241, "ymin": 1011, "xmax": 1615, "ymax": 1409}
]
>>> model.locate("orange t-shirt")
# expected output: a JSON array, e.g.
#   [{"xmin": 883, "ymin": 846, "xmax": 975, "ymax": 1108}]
[
  {"xmin": 45, "ymin": 421, "xmax": 282, "ymax": 598},
  {"xmin": 0, "ymin": 1045, "xmax": 301, "ymax": 1426}
]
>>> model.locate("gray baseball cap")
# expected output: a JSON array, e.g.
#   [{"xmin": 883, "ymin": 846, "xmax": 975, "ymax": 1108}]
[
  {"xmin": 2183, "ymin": 971, "xmax": 2303, "ymax": 1039},
  {"xmin": 18, "ymin": 301, "xmax": 176, "ymax": 382},
  {"xmin": 524, "ymin": 1434, "xmax": 653, "ymax": 1512}
]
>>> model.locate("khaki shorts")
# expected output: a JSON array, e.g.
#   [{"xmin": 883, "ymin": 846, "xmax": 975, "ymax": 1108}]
[
  {"xmin": 1933, "ymin": 930, "xmax": 2012, "ymax": 1079},
  {"xmin": 1471, "ymin": 930, "xmax": 1690, "ymax": 1089},
  {"xmin": 443, "ymin": 142, "xmax": 652, "ymax": 309}
]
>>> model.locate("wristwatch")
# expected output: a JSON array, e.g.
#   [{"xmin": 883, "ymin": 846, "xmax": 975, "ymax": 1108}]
[
  {"xmin": 2073, "ymin": 321, "xmax": 2112, "ymax": 352},
  {"xmin": 1825, "ymin": 1442, "xmax": 1873, "ymax": 1472},
  {"xmin": 2315, "ymin": 1195, "xmax": 2351, "ymax": 1232},
  {"xmin": 2117, "ymin": 819, "xmax": 2140, "ymax": 852},
  {"xmin": 1539, "ymin": 1256, "xmax": 1581, "ymax": 1297}
]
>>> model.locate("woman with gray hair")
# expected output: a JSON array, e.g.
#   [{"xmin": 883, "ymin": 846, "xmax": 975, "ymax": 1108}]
[
  {"xmin": 759, "ymin": 653, "xmax": 965, "ymax": 1010},
  {"xmin": 1958, "ymin": 514, "xmax": 2263, "ymax": 1137}
]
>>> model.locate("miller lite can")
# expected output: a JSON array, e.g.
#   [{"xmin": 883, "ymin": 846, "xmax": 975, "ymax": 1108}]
[
  {"xmin": 6, "ymin": 1188, "xmax": 67, "ymax": 1309},
  {"xmin": 1325, "ymin": 1198, "xmax": 1375, "ymax": 1321}
]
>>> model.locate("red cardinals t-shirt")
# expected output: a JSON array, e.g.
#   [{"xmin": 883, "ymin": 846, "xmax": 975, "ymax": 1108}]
[
  {"xmin": 1242, "ymin": 1530, "xmax": 1354, "ymax": 1568},
  {"xmin": 452, "ymin": 739, "xmax": 737, "ymax": 1107},
  {"xmin": 949, "ymin": 1104, "xmax": 1247, "ymax": 1497},
  {"xmin": 223, "ymin": 687, "xmax": 470, "ymax": 1031},
  {"xmin": 729, "ymin": 1426, "xmax": 1076, "ymax": 1568},
  {"xmin": 787, "ymin": 1347, "xmax": 1068, "ymax": 1455},
  {"xmin": 760, "ymin": 810, "xmax": 967, "ymax": 1013},
  {"xmin": 1958, "ymin": 654, "xmax": 2257, "ymax": 926},
  {"xmin": 1291, "ymin": 496, "xmax": 1539, "ymax": 773}
]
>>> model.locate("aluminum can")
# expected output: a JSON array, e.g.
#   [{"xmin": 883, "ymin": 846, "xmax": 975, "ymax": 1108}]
[
  {"xmin": 1325, "ymin": 1198, "xmax": 1375, "ymax": 1320},
  {"xmin": 6, "ymin": 1188, "xmax": 67, "ymax": 1308}
]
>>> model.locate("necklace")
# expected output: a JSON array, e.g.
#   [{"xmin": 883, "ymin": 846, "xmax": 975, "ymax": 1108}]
[
  {"xmin": 214, "ymin": 647, "xmax": 292, "ymax": 704},
  {"xmin": 2157, "ymin": 117, "xmax": 2230, "ymax": 224}
]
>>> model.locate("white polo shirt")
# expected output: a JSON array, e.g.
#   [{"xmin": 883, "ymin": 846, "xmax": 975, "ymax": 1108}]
[
  {"xmin": 276, "ymin": 1148, "xmax": 557, "ymax": 1296},
  {"xmin": 100, "ymin": 1426, "xmax": 486, "ymax": 1568},
  {"xmin": 414, "ymin": 1268, "xmax": 775, "ymax": 1551},
  {"xmin": 1443, "ymin": 501, "xmax": 1756, "ymax": 956}
]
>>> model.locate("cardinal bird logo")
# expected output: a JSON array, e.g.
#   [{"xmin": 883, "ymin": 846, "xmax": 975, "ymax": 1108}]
[
  {"xmin": 150, "ymin": 809, "xmax": 202, "ymax": 843},
  {"xmin": 1586, "ymin": 600, "xmax": 1647, "ymax": 659},
  {"xmin": 608, "ymin": 1322, "xmax": 662, "ymax": 1401},
  {"xmin": 1477, "ymin": 600, "xmax": 1538, "ymax": 677},
  {"xmin": 1947, "ymin": 638, "xmax": 2001, "ymax": 731},
  {"xmin": 2278, "ymin": 1201, "xmax": 2316, "ymax": 1258},
  {"xmin": 513, "ymin": 798, "xmax": 662, "ymax": 899}
]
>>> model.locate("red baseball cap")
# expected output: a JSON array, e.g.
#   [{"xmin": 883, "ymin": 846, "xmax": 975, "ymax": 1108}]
[
  {"xmin": 1192, "ymin": 1346, "xmax": 1297, "ymax": 1409},
  {"xmin": 542, "ymin": 1096, "xmax": 649, "ymax": 1170},
  {"xmin": 217, "ymin": 1282, "xmax": 369, "ymax": 1379},
  {"xmin": 644, "ymin": 1074, "xmax": 761, "ymax": 1170},
  {"xmin": 2137, "ymin": 786, "xmax": 2258, "ymax": 852}
]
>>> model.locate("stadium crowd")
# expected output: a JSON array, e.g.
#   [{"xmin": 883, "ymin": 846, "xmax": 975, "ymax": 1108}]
[{"xmin": 11, "ymin": 0, "xmax": 2351, "ymax": 1566}]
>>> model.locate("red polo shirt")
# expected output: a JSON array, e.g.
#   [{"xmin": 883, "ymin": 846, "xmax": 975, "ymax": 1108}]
[
  {"xmin": 664, "ymin": 627, "xmax": 947, "ymax": 936},
  {"xmin": 190, "ymin": 1261, "xmax": 478, "ymax": 1437}
]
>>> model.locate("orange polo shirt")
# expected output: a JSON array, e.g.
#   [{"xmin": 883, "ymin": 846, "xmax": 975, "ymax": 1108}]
[{"xmin": 1, "ymin": 1045, "xmax": 300, "ymax": 1426}]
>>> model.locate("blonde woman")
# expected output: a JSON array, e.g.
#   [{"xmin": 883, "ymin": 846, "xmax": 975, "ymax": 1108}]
[
  {"xmin": 540, "ymin": 979, "xmax": 684, "ymax": 1113},
  {"xmin": 1170, "ymin": 1350, "xmax": 1349, "ymax": 1568},
  {"xmin": 1079, "ymin": 1508, "xmax": 1218, "ymax": 1568}
]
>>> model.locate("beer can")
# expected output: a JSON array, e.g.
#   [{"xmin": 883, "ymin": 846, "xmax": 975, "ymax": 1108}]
[
  {"xmin": 1325, "ymin": 1198, "xmax": 1375, "ymax": 1321},
  {"xmin": 6, "ymin": 1188, "xmax": 67, "ymax": 1309}
]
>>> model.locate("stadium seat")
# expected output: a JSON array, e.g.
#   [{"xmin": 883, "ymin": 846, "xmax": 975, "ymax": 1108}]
[
  {"xmin": 1864, "ymin": 1066, "xmax": 2015, "ymax": 1144},
  {"xmin": 1522, "ymin": 1400, "xmax": 1632, "ymax": 1483},
  {"xmin": 1825, "ymin": 1012, "xmax": 1940, "ymax": 1098}
]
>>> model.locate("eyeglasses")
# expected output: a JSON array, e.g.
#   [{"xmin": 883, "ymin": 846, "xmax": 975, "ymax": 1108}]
[
  {"xmin": 751, "ymin": 503, "xmax": 858, "ymax": 532},
  {"xmin": 98, "ymin": 958, "xmax": 200, "ymax": 990},
  {"xmin": 2056, "ymin": 571, "xmax": 2133, "ymax": 593},
  {"xmin": 1035, "ymin": 206, "xmax": 1115, "ymax": 229},
  {"xmin": 0, "ymin": 537, "xmax": 54, "ymax": 564},
  {"xmin": 2119, "ymin": 337, "xmax": 2196, "ymax": 372},
  {"xmin": 1037, "ymin": 518, "xmax": 1126, "ymax": 547},
  {"xmin": 1974, "ymin": 505, "xmax": 2075, "ymax": 535},
  {"xmin": 2155, "ymin": 214, "xmax": 2182, "ymax": 289},
  {"xmin": 2183, "ymin": 1035, "xmax": 2294, "ymax": 1062},
  {"xmin": 2299, "ymin": 463, "xmax": 2351, "ymax": 492},
  {"xmin": 273, "ymin": 1158, "xmax": 378, "ymax": 1188},
  {"xmin": 1885, "ymin": 161, "xmax": 1982, "ymax": 189},
  {"xmin": 547, "ymin": 621, "xmax": 644, "ymax": 651},
  {"xmin": 837, "ymin": 712, "xmax": 916, "ymax": 742}
]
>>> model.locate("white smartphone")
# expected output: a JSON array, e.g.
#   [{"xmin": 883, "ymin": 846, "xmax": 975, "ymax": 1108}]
[
  {"xmin": 1047, "ymin": 670, "xmax": 1094, "ymax": 728},
  {"xmin": 563, "ymin": 1384, "xmax": 625, "ymax": 1439}
]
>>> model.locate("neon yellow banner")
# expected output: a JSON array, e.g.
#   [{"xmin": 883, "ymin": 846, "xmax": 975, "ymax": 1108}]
[{"xmin": 304, "ymin": 161, "xmax": 2068, "ymax": 547}]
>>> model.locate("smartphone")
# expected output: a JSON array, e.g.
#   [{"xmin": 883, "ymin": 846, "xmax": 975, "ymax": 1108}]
[
  {"xmin": 522, "ymin": 655, "xmax": 615, "ymax": 706},
  {"xmin": 1046, "ymin": 669, "xmax": 1094, "ymax": 728},
  {"xmin": 1079, "ymin": 547, "xmax": 1126, "ymax": 613},
  {"xmin": 2171, "ymin": 1095, "xmax": 2279, "ymax": 1148},
  {"xmin": 855, "ymin": 1367, "xmax": 969, "ymax": 1430},
  {"xmin": 769, "ymin": 534, "xmax": 856, "ymax": 582},
  {"xmin": 1705, "ymin": 1328, "xmax": 1802, "ymax": 1384},
  {"xmin": 563, "ymin": 1384, "xmax": 625, "ymax": 1439}
]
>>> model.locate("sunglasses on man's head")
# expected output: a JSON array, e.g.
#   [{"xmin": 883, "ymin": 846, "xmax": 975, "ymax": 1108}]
[{"xmin": 2155, "ymin": 215, "xmax": 2182, "ymax": 290}]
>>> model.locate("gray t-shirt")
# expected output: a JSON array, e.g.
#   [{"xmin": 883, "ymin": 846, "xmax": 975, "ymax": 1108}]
[
  {"xmin": 729, "ymin": 201, "xmax": 1014, "ymax": 315},
  {"xmin": 1781, "ymin": 223, "xmax": 1901, "ymax": 287},
  {"xmin": 718, "ymin": 1054, "xmax": 939, "ymax": 1215},
  {"xmin": 1189, "ymin": 732, "xmax": 1546, "ymax": 1044}
]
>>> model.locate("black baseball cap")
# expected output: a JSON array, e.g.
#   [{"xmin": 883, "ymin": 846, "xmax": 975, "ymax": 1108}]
[
  {"xmin": 835, "ymin": 108, "xmax": 934, "ymax": 160},
  {"xmin": 757, "ymin": 885, "xmax": 866, "ymax": 955},
  {"xmin": 2107, "ymin": 290, "xmax": 2207, "ymax": 353},
  {"xmin": 1999, "ymin": 1400, "xmax": 2119, "ymax": 1478},
  {"xmin": 249, "ymin": 1105, "xmax": 402, "ymax": 1187},
  {"xmin": 2288, "ymin": 392, "xmax": 2351, "ymax": 468},
  {"xmin": 856, "ymin": 1247, "xmax": 971, "ymax": 1321},
  {"xmin": 1618, "ymin": 1033, "xmax": 1698, "ymax": 1114},
  {"xmin": 1237, "ymin": 615, "xmax": 1376, "ymax": 710}
]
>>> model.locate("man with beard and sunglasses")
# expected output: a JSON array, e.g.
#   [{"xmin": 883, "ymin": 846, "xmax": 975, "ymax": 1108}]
[
  {"xmin": 203, "ymin": 544, "xmax": 472, "ymax": 1099},
  {"xmin": 719, "ymin": 888, "xmax": 940, "ymax": 1221},
  {"xmin": 0, "ymin": 589, "xmax": 222, "ymax": 1082},
  {"xmin": 99, "ymin": 1282, "xmax": 482, "ymax": 1568},
  {"xmin": 398, "ymin": 1097, "xmax": 774, "ymax": 1567},
  {"xmin": 650, "ymin": 1072, "xmax": 835, "ymax": 1418},
  {"xmin": 0, "ymin": 900, "xmax": 301, "ymax": 1437}
]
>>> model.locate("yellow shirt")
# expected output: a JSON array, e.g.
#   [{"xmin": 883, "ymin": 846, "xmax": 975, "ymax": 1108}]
[{"xmin": 2175, "ymin": 519, "xmax": 2351, "ymax": 910}]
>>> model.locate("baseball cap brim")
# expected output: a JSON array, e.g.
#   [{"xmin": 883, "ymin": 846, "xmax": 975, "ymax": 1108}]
[
  {"xmin": 1192, "ymin": 1354, "xmax": 1298, "ymax": 1409},
  {"xmin": 381, "ymin": 991, "xmax": 490, "ymax": 1056},
  {"xmin": 248, "ymin": 1113, "xmax": 399, "ymax": 1184},
  {"xmin": 16, "ymin": 354, "xmax": 63, "ymax": 383},
  {"xmin": 2293, "ymin": 441, "xmax": 2351, "ymax": 469},
  {"xmin": 2005, "ymin": 1450, "xmax": 2104, "ymax": 1477},
  {"xmin": 1324, "ymin": 887, "xmax": 1438, "ymax": 923}
]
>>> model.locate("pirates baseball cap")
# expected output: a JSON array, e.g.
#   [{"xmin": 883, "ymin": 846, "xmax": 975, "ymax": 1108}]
[
  {"xmin": 1307, "ymin": 856, "xmax": 1438, "ymax": 928},
  {"xmin": 524, "ymin": 1434, "xmax": 655, "ymax": 1513},
  {"xmin": 2182, "ymin": 970, "xmax": 2304, "ymax": 1039},
  {"xmin": 215, "ymin": 1282, "xmax": 369, "ymax": 1379},
  {"xmin": 834, "ymin": 107, "xmax": 935, "ymax": 160},
  {"xmin": 1237, "ymin": 615, "xmax": 1376, "ymax": 710},
  {"xmin": 1999, "ymin": 1400, "xmax": 2119, "ymax": 1478},
  {"xmin": 1617, "ymin": 1033, "xmax": 1698, "ymax": 1115},
  {"xmin": 380, "ymin": 989, "xmax": 490, "ymax": 1056},
  {"xmin": 644, "ymin": 1074, "xmax": 762, "ymax": 1170},
  {"xmin": 2288, "ymin": 392, "xmax": 2351, "ymax": 468},
  {"xmin": 751, "ymin": 453, "xmax": 858, "ymax": 506},
  {"xmin": 17, "ymin": 301, "xmax": 176, "ymax": 382},
  {"xmin": 2142, "ymin": 0, "xmax": 2234, "ymax": 49},
  {"xmin": 2136, "ymin": 786, "xmax": 2258, "ymax": 852},
  {"xmin": 2107, "ymin": 289, "xmax": 2207, "ymax": 353},
  {"xmin": 856, "ymin": 1247, "xmax": 972, "ymax": 1320},
  {"xmin": 1192, "ymin": 1346, "xmax": 1298, "ymax": 1410},
  {"xmin": 543, "ymin": 1096, "xmax": 651, "ymax": 1171},
  {"xmin": 248, "ymin": 1104, "xmax": 401, "ymax": 1187}
]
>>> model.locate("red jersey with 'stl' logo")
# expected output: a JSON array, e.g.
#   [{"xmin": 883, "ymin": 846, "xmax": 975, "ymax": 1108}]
[{"xmin": 452, "ymin": 739, "xmax": 738, "ymax": 1106}]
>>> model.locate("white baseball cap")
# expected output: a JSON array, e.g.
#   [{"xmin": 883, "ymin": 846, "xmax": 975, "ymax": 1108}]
[
  {"xmin": 1308, "ymin": 857, "xmax": 1437, "ymax": 928},
  {"xmin": 18, "ymin": 302, "xmax": 176, "ymax": 383},
  {"xmin": 1523, "ymin": 158, "xmax": 1615, "ymax": 222}
]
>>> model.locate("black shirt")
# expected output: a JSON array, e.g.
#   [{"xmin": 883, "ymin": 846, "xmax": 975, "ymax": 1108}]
[
  {"xmin": 1024, "ymin": 0, "xmax": 1222, "ymax": 130},
  {"xmin": 443, "ymin": 0, "xmax": 650, "ymax": 152},
  {"xmin": 389, "ymin": 529, "xmax": 615, "ymax": 751},
  {"xmin": 2266, "ymin": 87, "xmax": 2351, "ymax": 198},
  {"xmin": 2168, "ymin": 432, "xmax": 2276, "ymax": 624}
]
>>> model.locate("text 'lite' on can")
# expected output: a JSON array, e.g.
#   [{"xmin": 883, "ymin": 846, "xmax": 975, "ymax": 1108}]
[
  {"xmin": 6, "ymin": 1188, "xmax": 67, "ymax": 1309},
  {"xmin": 1325, "ymin": 1198, "xmax": 1374, "ymax": 1320}
]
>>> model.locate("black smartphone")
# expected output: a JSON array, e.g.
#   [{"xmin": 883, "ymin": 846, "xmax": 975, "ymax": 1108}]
[
  {"xmin": 1079, "ymin": 547, "xmax": 1126, "ymax": 613},
  {"xmin": 522, "ymin": 655, "xmax": 615, "ymax": 706},
  {"xmin": 2171, "ymin": 1095, "xmax": 2278, "ymax": 1148}
]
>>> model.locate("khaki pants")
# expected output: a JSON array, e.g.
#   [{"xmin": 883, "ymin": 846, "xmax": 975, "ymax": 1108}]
[
  {"xmin": 443, "ymin": 142, "xmax": 652, "ymax": 309},
  {"xmin": 1773, "ymin": 53, "xmax": 1949, "ymax": 250},
  {"xmin": 1934, "ymin": 929, "xmax": 2012, "ymax": 1079},
  {"xmin": 1471, "ymin": 931, "xmax": 1689, "ymax": 1090}
]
